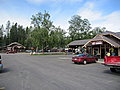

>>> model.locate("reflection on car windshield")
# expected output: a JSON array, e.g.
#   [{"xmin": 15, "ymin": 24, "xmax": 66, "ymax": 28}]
[
  {"xmin": 86, "ymin": 55, "xmax": 93, "ymax": 57},
  {"xmin": 76, "ymin": 54, "xmax": 85, "ymax": 57}
]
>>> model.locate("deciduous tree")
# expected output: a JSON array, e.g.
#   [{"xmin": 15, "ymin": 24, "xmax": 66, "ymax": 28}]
[{"xmin": 68, "ymin": 15, "xmax": 91, "ymax": 41}]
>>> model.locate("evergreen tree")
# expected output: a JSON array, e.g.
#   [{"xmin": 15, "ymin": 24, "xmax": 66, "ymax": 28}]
[
  {"xmin": 10, "ymin": 23, "xmax": 18, "ymax": 43},
  {"xmin": 0, "ymin": 25, "xmax": 4, "ymax": 47},
  {"xmin": 6, "ymin": 20, "xmax": 11, "ymax": 45}
]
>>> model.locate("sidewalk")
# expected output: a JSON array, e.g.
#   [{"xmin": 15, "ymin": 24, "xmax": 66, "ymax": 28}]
[{"xmin": 97, "ymin": 59, "xmax": 104, "ymax": 63}]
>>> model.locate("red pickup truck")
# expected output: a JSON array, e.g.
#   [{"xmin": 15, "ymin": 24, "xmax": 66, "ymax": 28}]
[{"xmin": 102, "ymin": 56, "xmax": 120, "ymax": 72}]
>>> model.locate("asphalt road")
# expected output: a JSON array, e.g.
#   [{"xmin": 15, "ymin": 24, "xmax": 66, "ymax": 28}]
[{"xmin": 0, "ymin": 53, "xmax": 120, "ymax": 90}]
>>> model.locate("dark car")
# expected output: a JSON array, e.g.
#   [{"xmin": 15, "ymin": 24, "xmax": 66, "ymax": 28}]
[
  {"xmin": 6, "ymin": 51, "xmax": 17, "ymax": 54},
  {"xmin": 0, "ymin": 55, "xmax": 3, "ymax": 71},
  {"xmin": 72, "ymin": 54, "xmax": 98, "ymax": 65}
]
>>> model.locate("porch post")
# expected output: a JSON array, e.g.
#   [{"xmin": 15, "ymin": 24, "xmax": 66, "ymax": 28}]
[
  {"xmin": 118, "ymin": 48, "xmax": 120, "ymax": 56},
  {"xmin": 100, "ymin": 45, "xmax": 101, "ymax": 58},
  {"xmin": 93, "ymin": 47, "xmax": 94, "ymax": 56},
  {"xmin": 105, "ymin": 44, "xmax": 106, "ymax": 55}
]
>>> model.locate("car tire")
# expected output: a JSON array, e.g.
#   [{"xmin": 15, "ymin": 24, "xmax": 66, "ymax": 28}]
[
  {"xmin": 110, "ymin": 68, "xmax": 116, "ymax": 72},
  {"xmin": 83, "ymin": 60, "xmax": 87, "ymax": 65},
  {"xmin": 74, "ymin": 62, "xmax": 78, "ymax": 64}
]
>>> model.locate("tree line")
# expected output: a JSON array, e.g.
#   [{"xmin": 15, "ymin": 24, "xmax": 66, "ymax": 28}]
[{"xmin": 0, "ymin": 11, "xmax": 105, "ymax": 51}]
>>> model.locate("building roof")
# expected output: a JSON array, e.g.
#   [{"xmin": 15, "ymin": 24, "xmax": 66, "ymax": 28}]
[
  {"xmin": 114, "ymin": 33, "xmax": 120, "ymax": 39},
  {"xmin": 68, "ymin": 31, "xmax": 120, "ymax": 48},
  {"xmin": 97, "ymin": 31, "xmax": 120, "ymax": 39},
  {"xmin": 68, "ymin": 39, "xmax": 91, "ymax": 46},
  {"xmin": 7, "ymin": 42, "xmax": 25, "ymax": 48},
  {"xmin": 84, "ymin": 31, "xmax": 120, "ymax": 47}
]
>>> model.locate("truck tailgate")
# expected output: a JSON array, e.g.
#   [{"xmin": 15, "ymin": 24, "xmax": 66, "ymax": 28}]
[{"xmin": 103, "ymin": 56, "xmax": 120, "ymax": 67}]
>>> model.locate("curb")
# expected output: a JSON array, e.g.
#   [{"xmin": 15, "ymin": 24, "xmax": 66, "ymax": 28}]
[{"xmin": 96, "ymin": 61, "xmax": 104, "ymax": 64}]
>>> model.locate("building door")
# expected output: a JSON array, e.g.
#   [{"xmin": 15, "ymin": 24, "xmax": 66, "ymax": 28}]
[
  {"xmin": 101, "ymin": 48, "xmax": 105, "ymax": 58},
  {"xmin": 93, "ymin": 47, "xmax": 99, "ymax": 57}
]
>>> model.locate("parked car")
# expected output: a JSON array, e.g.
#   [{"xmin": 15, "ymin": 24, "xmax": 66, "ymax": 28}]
[
  {"xmin": 0, "ymin": 55, "xmax": 3, "ymax": 71},
  {"xmin": 72, "ymin": 54, "xmax": 98, "ymax": 65},
  {"xmin": 102, "ymin": 56, "xmax": 120, "ymax": 72},
  {"xmin": 6, "ymin": 51, "xmax": 17, "ymax": 54}
]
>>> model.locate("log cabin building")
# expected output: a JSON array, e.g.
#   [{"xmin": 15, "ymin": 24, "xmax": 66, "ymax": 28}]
[
  {"xmin": 7, "ymin": 42, "xmax": 26, "ymax": 52},
  {"xmin": 68, "ymin": 39, "xmax": 91, "ymax": 53},
  {"xmin": 68, "ymin": 31, "xmax": 120, "ymax": 58}
]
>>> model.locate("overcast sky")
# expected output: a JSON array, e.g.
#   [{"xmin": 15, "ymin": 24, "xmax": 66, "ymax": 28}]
[{"xmin": 0, "ymin": 0, "xmax": 120, "ymax": 32}]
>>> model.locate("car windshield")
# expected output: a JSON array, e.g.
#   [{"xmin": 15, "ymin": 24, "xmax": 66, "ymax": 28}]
[
  {"xmin": 86, "ymin": 54, "xmax": 93, "ymax": 57},
  {"xmin": 76, "ymin": 54, "xmax": 85, "ymax": 57}
]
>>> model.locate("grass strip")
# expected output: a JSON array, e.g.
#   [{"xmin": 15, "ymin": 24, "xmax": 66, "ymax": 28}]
[{"xmin": 31, "ymin": 53, "xmax": 66, "ymax": 55}]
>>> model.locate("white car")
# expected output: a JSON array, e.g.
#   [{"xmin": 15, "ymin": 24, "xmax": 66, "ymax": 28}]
[{"xmin": 0, "ymin": 55, "xmax": 3, "ymax": 71}]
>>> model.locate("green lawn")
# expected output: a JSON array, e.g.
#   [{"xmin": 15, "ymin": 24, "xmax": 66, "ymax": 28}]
[{"xmin": 31, "ymin": 52, "xmax": 66, "ymax": 55}]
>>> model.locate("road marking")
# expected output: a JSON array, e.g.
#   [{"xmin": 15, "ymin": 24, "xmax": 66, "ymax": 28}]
[{"xmin": 0, "ymin": 87, "xmax": 5, "ymax": 90}]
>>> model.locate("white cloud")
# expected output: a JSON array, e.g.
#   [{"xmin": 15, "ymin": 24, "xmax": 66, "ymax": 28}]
[
  {"xmin": 79, "ymin": 9, "xmax": 102, "ymax": 21},
  {"xmin": 93, "ymin": 11, "xmax": 120, "ymax": 32},
  {"xmin": 53, "ymin": 18, "xmax": 70, "ymax": 31},
  {"xmin": 0, "ymin": 11, "xmax": 31, "ymax": 28},
  {"xmin": 78, "ymin": 2, "xmax": 102, "ymax": 21},
  {"xmin": 78, "ymin": 1, "xmax": 120, "ymax": 32}
]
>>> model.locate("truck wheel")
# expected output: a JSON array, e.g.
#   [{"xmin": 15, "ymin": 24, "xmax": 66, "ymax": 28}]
[
  {"xmin": 110, "ymin": 68, "xmax": 116, "ymax": 72},
  {"xmin": 83, "ymin": 60, "xmax": 87, "ymax": 65}
]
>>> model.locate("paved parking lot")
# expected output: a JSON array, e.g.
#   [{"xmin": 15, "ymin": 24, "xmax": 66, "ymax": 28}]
[{"xmin": 0, "ymin": 53, "xmax": 120, "ymax": 90}]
